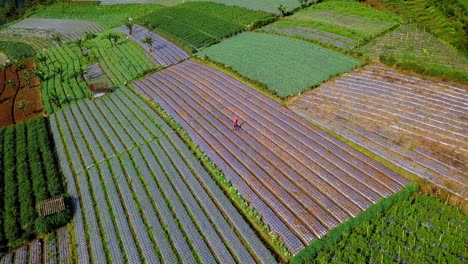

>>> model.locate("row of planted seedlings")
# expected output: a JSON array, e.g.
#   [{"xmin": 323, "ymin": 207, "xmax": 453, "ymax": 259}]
[
  {"xmin": 116, "ymin": 87, "xmax": 275, "ymax": 263},
  {"xmin": 129, "ymin": 86, "xmax": 292, "ymax": 262},
  {"xmin": 0, "ymin": 117, "xmax": 71, "ymax": 251}
]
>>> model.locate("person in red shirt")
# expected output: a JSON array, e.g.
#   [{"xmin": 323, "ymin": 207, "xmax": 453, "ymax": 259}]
[{"xmin": 233, "ymin": 116, "xmax": 240, "ymax": 130}]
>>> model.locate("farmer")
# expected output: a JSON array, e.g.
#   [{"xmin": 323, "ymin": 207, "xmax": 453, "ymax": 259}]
[{"xmin": 233, "ymin": 116, "xmax": 240, "ymax": 130}]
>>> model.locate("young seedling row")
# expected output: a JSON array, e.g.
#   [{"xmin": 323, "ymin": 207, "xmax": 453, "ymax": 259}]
[
  {"xmin": 133, "ymin": 60, "xmax": 410, "ymax": 254},
  {"xmin": 290, "ymin": 63, "xmax": 467, "ymax": 201},
  {"xmin": 49, "ymin": 88, "xmax": 275, "ymax": 263}
]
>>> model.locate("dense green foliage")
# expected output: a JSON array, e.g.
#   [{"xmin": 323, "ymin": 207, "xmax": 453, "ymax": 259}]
[
  {"xmin": 29, "ymin": 2, "xmax": 162, "ymax": 28},
  {"xmin": 0, "ymin": 41, "xmax": 35, "ymax": 61},
  {"xmin": 197, "ymin": 32, "xmax": 361, "ymax": 97},
  {"xmin": 0, "ymin": 0, "xmax": 56, "ymax": 25},
  {"xmin": 0, "ymin": 117, "xmax": 70, "ymax": 250},
  {"xmin": 140, "ymin": 2, "xmax": 276, "ymax": 50},
  {"xmin": 39, "ymin": 30, "xmax": 157, "ymax": 113},
  {"xmin": 371, "ymin": 0, "xmax": 467, "ymax": 56},
  {"xmin": 192, "ymin": 0, "xmax": 300, "ymax": 14},
  {"xmin": 294, "ymin": 190, "xmax": 467, "ymax": 263},
  {"xmin": 260, "ymin": 0, "xmax": 400, "ymax": 49}
]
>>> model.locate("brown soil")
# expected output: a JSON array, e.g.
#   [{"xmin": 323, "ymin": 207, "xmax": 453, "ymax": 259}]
[{"xmin": 0, "ymin": 60, "xmax": 43, "ymax": 127}]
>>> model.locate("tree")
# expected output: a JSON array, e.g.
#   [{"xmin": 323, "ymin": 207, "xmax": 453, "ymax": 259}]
[
  {"xmin": 17, "ymin": 101, "xmax": 26, "ymax": 113},
  {"xmin": 48, "ymin": 92, "xmax": 61, "ymax": 108},
  {"xmin": 142, "ymin": 36, "xmax": 154, "ymax": 54},
  {"xmin": 22, "ymin": 70, "xmax": 33, "ymax": 89},
  {"xmin": 125, "ymin": 20, "xmax": 134, "ymax": 36},
  {"xmin": 33, "ymin": 68, "xmax": 46, "ymax": 81},
  {"xmin": 53, "ymin": 67, "xmax": 64, "ymax": 83},
  {"xmin": 298, "ymin": 0, "xmax": 309, "ymax": 8},
  {"xmin": 103, "ymin": 32, "xmax": 114, "ymax": 46},
  {"xmin": 4, "ymin": 59, "xmax": 13, "ymax": 73},
  {"xmin": 36, "ymin": 54, "xmax": 47, "ymax": 66},
  {"xmin": 16, "ymin": 61, "xmax": 26, "ymax": 73},
  {"xmin": 74, "ymin": 38, "xmax": 85, "ymax": 53},
  {"xmin": 277, "ymin": 4, "xmax": 287, "ymax": 17},
  {"xmin": 51, "ymin": 33, "xmax": 63, "ymax": 46},
  {"xmin": 111, "ymin": 33, "xmax": 121, "ymax": 46}
]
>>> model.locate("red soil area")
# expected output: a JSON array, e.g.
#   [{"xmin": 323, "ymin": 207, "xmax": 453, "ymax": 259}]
[{"xmin": 0, "ymin": 60, "xmax": 43, "ymax": 127}]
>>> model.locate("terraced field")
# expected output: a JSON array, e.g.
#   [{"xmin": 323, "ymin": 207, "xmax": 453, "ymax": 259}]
[
  {"xmin": 289, "ymin": 64, "xmax": 467, "ymax": 202},
  {"xmin": 358, "ymin": 24, "xmax": 468, "ymax": 73},
  {"xmin": 39, "ymin": 30, "xmax": 156, "ymax": 113},
  {"xmin": 0, "ymin": 227, "xmax": 71, "ymax": 264},
  {"xmin": 133, "ymin": 60, "xmax": 410, "ymax": 254},
  {"xmin": 10, "ymin": 18, "xmax": 104, "ymax": 42},
  {"xmin": 50, "ymin": 88, "xmax": 275, "ymax": 263},
  {"xmin": 0, "ymin": 29, "xmax": 56, "ymax": 50},
  {"xmin": 117, "ymin": 25, "xmax": 189, "ymax": 67},
  {"xmin": 197, "ymin": 32, "xmax": 361, "ymax": 97},
  {"xmin": 260, "ymin": 0, "xmax": 400, "ymax": 49}
]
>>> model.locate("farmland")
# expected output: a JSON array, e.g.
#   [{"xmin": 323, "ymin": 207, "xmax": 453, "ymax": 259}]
[
  {"xmin": 0, "ymin": 60, "xmax": 43, "ymax": 127},
  {"xmin": 192, "ymin": 0, "xmax": 300, "ymax": 14},
  {"xmin": 289, "ymin": 64, "xmax": 468, "ymax": 203},
  {"xmin": 197, "ymin": 32, "xmax": 361, "ymax": 97},
  {"xmin": 0, "ymin": 117, "xmax": 70, "ymax": 250},
  {"xmin": 133, "ymin": 60, "xmax": 410, "ymax": 254},
  {"xmin": 0, "ymin": 41, "xmax": 35, "ymax": 61},
  {"xmin": 30, "ymin": 2, "xmax": 163, "ymax": 29},
  {"xmin": 117, "ymin": 25, "xmax": 190, "ymax": 67},
  {"xmin": 10, "ymin": 18, "xmax": 104, "ymax": 42},
  {"xmin": 50, "ymin": 88, "xmax": 275, "ymax": 263},
  {"xmin": 140, "ymin": 2, "xmax": 276, "ymax": 50},
  {"xmin": 357, "ymin": 24, "xmax": 468, "ymax": 83},
  {"xmin": 260, "ymin": 0, "xmax": 400, "ymax": 49},
  {"xmin": 0, "ymin": 227, "xmax": 71, "ymax": 263},
  {"xmin": 38, "ymin": 29, "xmax": 156, "ymax": 113},
  {"xmin": 293, "ymin": 194, "xmax": 467, "ymax": 263},
  {"xmin": 0, "ymin": 30, "xmax": 54, "ymax": 51}
]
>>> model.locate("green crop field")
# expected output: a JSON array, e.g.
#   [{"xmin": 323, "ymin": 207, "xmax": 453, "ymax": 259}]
[
  {"xmin": 140, "ymin": 2, "xmax": 276, "ymax": 50},
  {"xmin": 0, "ymin": 41, "xmax": 35, "ymax": 61},
  {"xmin": 293, "ymin": 194, "xmax": 467, "ymax": 263},
  {"xmin": 260, "ymin": 0, "xmax": 401, "ymax": 49},
  {"xmin": 0, "ymin": 117, "xmax": 70, "ymax": 250},
  {"xmin": 197, "ymin": 32, "xmax": 362, "ymax": 97},
  {"xmin": 38, "ymin": 29, "xmax": 157, "ymax": 113},
  {"xmin": 192, "ymin": 0, "xmax": 300, "ymax": 14},
  {"xmin": 29, "ymin": 2, "xmax": 163, "ymax": 28}
]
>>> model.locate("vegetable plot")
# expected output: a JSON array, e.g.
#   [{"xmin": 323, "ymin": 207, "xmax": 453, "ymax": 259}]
[
  {"xmin": 289, "ymin": 64, "xmax": 468, "ymax": 202},
  {"xmin": 133, "ymin": 60, "xmax": 409, "ymax": 254},
  {"xmin": 50, "ymin": 88, "xmax": 275, "ymax": 263}
]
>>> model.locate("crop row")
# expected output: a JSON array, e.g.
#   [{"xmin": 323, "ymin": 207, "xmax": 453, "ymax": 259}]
[
  {"xmin": 132, "ymin": 60, "xmax": 409, "ymax": 254},
  {"xmin": 0, "ymin": 227, "xmax": 71, "ymax": 264},
  {"xmin": 289, "ymin": 64, "xmax": 467, "ymax": 201},
  {"xmin": 49, "ymin": 88, "xmax": 275, "ymax": 263},
  {"xmin": 117, "ymin": 25, "xmax": 190, "ymax": 67},
  {"xmin": 0, "ymin": 117, "xmax": 68, "ymax": 249},
  {"xmin": 39, "ymin": 45, "xmax": 90, "ymax": 113},
  {"xmin": 86, "ymin": 31, "xmax": 157, "ymax": 85}
]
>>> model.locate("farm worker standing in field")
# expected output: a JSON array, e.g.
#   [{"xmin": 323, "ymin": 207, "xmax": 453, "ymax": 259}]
[{"xmin": 233, "ymin": 116, "xmax": 240, "ymax": 130}]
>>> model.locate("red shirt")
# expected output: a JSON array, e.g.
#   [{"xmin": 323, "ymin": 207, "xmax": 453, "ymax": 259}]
[{"xmin": 233, "ymin": 117, "xmax": 238, "ymax": 127}]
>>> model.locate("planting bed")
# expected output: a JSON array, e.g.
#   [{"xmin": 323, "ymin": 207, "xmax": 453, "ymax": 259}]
[
  {"xmin": 197, "ymin": 32, "xmax": 361, "ymax": 97},
  {"xmin": 289, "ymin": 64, "xmax": 468, "ymax": 201},
  {"xmin": 0, "ymin": 117, "xmax": 69, "ymax": 250},
  {"xmin": 133, "ymin": 60, "xmax": 410, "ymax": 254},
  {"xmin": 117, "ymin": 25, "xmax": 189, "ymax": 67},
  {"xmin": 0, "ymin": 29, "xmax": 54, "ymax": 51},
  {"xmin": 0, "ymin": 60, "xmax": 43, "ymax": 127},
  {"xmin": 50, "ymin": 88, "xmax": 275, "ymax": 263},
  {"xmin": 0, "ymin": 227, "xmax": 71, "ymax": 264},
  {"xmin": 10, "ymin": 18, "xmax": 104, "ymax": 42},
  {"xmin": 140, "ymin": 2, "xmax": 276, "ymax": 50}
]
